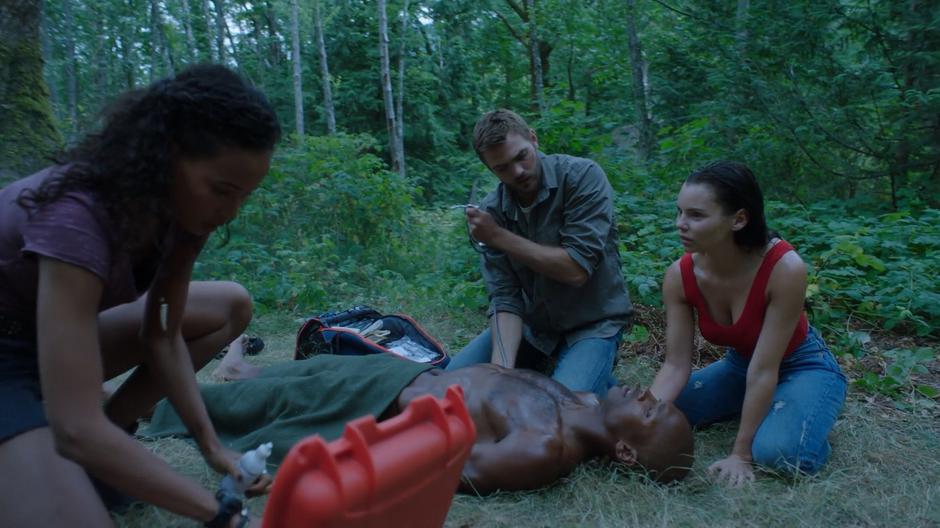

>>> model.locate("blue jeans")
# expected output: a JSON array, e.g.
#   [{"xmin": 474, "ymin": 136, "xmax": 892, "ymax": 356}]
[
  {"xmin": 446, "ymin": 328, "xmax": 621, "ymax": 397},
  {"xmin": 674, "ymin": 326, "xmax": 847, "ymax": 475}
]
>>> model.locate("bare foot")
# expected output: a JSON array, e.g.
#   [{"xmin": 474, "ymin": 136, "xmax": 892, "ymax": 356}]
[{"xmin": 213, "ymin": 334, "xmax": 263, "ymax": 381}]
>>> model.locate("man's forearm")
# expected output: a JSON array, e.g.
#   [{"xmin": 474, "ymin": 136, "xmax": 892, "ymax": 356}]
[
  {"xmin": 490, "ymin": 311, "xmax": 522, "ymax": 368},
  {"xmin": 488, "ymin": 228, "xmax": 587, "ymax": 286}
]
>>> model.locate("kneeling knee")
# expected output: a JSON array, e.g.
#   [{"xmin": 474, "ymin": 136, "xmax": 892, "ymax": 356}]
[
  {"xmin": 223, "ymin": 282, "xmax": 253, "ymax": 330},
  {"xmin": 752, "ymin": 441, "xmax": 826, "ymax": 476}
]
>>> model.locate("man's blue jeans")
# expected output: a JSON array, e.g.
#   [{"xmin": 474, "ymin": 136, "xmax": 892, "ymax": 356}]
[
  {"xmin": 674, "ymin": 326, "xmax": 847, "ymax": 475},
  {"xmin": 446, "ymin": 328, "xmax": 621, "ymax": 398}
]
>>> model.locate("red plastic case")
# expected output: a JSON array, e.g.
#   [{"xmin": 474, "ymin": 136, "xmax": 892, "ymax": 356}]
[{"xmin": 263, "ymin": 385, "xmax": 476, "ymax": 528}]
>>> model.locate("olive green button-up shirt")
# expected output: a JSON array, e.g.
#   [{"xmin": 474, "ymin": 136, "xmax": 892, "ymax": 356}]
[{"xmin": 478, "ymin": 152, "xmax": 633, "ymax": 355}]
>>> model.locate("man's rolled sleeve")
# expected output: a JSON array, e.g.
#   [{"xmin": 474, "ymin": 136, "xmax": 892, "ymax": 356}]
[{"xmin": 559, "ymin": 163, "xmax": 614, "ymax": 278}]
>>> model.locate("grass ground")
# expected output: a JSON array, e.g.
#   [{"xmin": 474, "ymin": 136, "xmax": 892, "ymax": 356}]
[{"xmin": 116, "ymin": 309, "xmax": 940, "ymax": 528}]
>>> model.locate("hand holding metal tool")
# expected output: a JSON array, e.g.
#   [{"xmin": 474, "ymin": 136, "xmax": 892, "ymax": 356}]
[{"xmin": 450, "ymin": 179, "xmax": 488, "ymax": 253}]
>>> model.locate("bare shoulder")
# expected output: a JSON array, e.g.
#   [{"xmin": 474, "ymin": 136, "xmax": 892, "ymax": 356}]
[
  {"xmin": 767, "ymin": 248, "xmax": 808, "ymax": 306},
  {"xmin": 662, "ymin": 259, "xmax": 687, "ymax": 304},
  {"xmin": 770, "ymin": 248, "xmax": 807, "ymax": 284}
]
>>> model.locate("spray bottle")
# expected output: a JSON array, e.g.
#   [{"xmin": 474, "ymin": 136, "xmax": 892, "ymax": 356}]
[{"xmin": 220, "ymin": 442, "xmax": 273, "ymax": 496}]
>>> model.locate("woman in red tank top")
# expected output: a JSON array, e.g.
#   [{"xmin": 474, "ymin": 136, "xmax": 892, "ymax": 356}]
[{"xmin": 650, "ymin": 161, "xmax": 846, "ymax": 485}]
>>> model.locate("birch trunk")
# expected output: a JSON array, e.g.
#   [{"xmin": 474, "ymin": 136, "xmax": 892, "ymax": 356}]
[
  {"xmin": 314, "ymin": 0, "xmax": 336, "ymax": 134},
  {"xmin": 526, "ymin": 0, "xmax": 544, "ymax": 114},
  {"xmin": 396, "ymin": 0, "xmax": 410, "ymax": 165},
  {"xmin": 211, "ymin": 0, "xmax": 226, "ymax": 62},
  {"xmin": 378, "ymin": 0, "xmax": 404, "ymax": 176},
  {"xmin": 290, "ymin": 0, "xmax": 304, "ymax": 137},
  {"xmin": 151, "ymin": 0, "xmax": 175, "ymax": 77},
  {"xmin": 625, "ymin": 0, "xmax": 653, "ymax": 160},
  {"xmin": 181, "ymin": 0, "xmax": 198, "ymax": 61}
]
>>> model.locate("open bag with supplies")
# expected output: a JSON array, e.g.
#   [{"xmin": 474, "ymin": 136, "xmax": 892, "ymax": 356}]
[{"xmin": 295, "ymin": 305, "xmax": 450, "ymax": 368}]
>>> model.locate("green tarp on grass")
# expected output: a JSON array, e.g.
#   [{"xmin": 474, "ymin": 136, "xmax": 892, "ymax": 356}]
[{"xmin": 141, "ymin": 353, "xmax": 433, "ymax": 467}]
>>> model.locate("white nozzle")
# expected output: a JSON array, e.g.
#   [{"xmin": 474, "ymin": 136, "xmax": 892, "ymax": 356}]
[{"xmin": 241, "ymin": 442, "xmax": 273, "ymax": 477}]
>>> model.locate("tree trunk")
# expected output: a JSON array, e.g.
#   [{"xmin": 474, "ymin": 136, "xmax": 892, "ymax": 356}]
[
  {"xmin": 262, "ymin": 0, "xmax": 285, "ymax": 67},
  {"xmin": 526, "ymin": 0, "xmax": 544, "ymax": 114},
  {"xmin": 92, "ymin": 14, "xmax": 108, "ymax": 120},
  {"xmin": 202, "ymin": 0, "xmax": 215, "ymax": 61},
  {"xmin": 289, "ymin": 0, "xmax": 304, "ymax": 138},
  {"xmin": 150, "ymin": 0, "xmax": 175, "ymax": 78},
  {"xmin": 211, "ymin": 0, "xmax": 226, "ymax": 62},
  {"xmin": 566, "ymin": 38, "xmax": 575, "ymax": 100},
  {"xmin": 496, "ymin": 0, "xmax": 552, "ymax": 112},
  {"xmin": 118, "ymin": 0, "xmax": 137, "ymax": 89},
  {"xmin": 39, "ymin": 1, "xmax": 59, "ymax": 122},
  {"xmin": 314, "ymin": 0, "xmax": 336, "ymax": 134},
  {"xmin": 396, "ymin": 0, "xmax": 410, "ymax": 162},
  {"xmin": 625, "ymin": 0, "xmax": 653, "ymax": 161},
  {"xmin": 249, "ymin": 11, "xmax": 266, "ymax": 87},
  {"xmin": 63, "ymin": 0, "xmax": 78, "ymax": 134},
  {"xmin": 181, "ymin": 0, "xmax": 199, "ymax": 61},
  {"xmin": 0, "ymin": 0, "xmax": 61, "ymax": 183},
  {"xmin": 378, "ymin": 0, "xmax": 404, "ymax": 177}
]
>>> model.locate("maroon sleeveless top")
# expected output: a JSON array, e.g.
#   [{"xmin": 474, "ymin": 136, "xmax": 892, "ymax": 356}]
[{"xmin": 679, "ymin": 240, "xmax": 808, "ymax": 359}]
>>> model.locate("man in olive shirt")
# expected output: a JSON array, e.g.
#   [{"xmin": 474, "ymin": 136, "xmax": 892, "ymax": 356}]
[{"xmin": 447, "ymin": 109, "xmax": 633, "ymax": 397}]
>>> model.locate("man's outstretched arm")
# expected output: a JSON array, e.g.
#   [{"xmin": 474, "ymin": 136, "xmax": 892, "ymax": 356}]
[{"xmin": 459, "ymin": 431, "xmax": 573, "ymax": 495}]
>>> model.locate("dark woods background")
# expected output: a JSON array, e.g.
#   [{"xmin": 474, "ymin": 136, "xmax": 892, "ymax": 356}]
[{"xmin": 1, "ymin": 0, "xmax": 938, "ymax": 400}]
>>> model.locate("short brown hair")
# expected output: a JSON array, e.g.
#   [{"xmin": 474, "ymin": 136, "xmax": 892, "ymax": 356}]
[{"xmin": 472, "ymin": 109, "xmax": 531, "ymax": 157}]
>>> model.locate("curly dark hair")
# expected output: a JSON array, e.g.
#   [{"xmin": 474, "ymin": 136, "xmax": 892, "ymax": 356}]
[{"xmin": 17, "ymin": 64, "xmax": 281, "ymax": 245}]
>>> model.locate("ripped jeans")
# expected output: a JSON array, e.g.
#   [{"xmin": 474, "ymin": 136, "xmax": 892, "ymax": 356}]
[{"xmin": 674, "ymin": 326, "xmax": 847, "ymax": 475}]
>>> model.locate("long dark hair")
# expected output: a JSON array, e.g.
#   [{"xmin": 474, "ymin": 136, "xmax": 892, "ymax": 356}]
[
  {"xmin": 18, "ymin": 64, "xmax": 281, "ymax": 245},
  {"xmin": 686, "ymin": 161, "xmax": 771, "ymax": 250}
]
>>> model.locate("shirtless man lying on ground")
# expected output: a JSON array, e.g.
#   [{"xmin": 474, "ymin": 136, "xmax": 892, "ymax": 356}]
[
  {"xmin": 149, "ymin": 347, "xmax": 694, "ymax": 494},
  {"xmin": 400, "ymin": 362, "xmax": 695, "ymax": 492}
]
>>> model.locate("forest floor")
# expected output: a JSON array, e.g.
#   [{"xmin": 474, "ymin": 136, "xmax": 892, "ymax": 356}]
[{"xmin": 117, "ymin": 308, "xmax": 940, "ymax": 528}]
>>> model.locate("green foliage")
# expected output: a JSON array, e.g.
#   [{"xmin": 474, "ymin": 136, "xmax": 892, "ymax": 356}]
[
  {"xmin": 853, "ymin": 347, "xmax": 937, "ymax": 403},
  {"xmin": 195, "ymin": 133, "xmax": 416, "ymax": 312},
  {"xmin": 773, "ymin": 205, "xmax": 940, "ymax": 341},
  {"xmin": 532, "ymin": 100, "xmax": 607, "ymax": 158}
]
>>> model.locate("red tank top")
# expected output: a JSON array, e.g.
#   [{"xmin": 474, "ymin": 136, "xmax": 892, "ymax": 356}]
[{"xmin": 679, "ymin": 240, "xmax": 808, "ymax": 359}]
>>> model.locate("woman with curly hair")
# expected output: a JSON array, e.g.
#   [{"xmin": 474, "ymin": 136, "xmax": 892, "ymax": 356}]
[
  {"xmin": 0, "ymin": 64, "xmax": 280, "ymax": 527},
  {"xmin": 650, "ymin": 161, "xmax": 847, "ymax": 486}
]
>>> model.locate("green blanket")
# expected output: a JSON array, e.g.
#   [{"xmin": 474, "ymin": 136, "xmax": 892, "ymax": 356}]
[{"xmin": 142, "ymin": 354, "xmax": 434, "ymax": 466}]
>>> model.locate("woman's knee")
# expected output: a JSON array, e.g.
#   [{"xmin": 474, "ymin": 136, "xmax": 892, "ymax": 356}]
[
  {"xmin": 221, "ymin": 281, "xmax": 253, "ymax": 331},
  {"xmin": 751, "ymin": 435, "xmax": 829, "ymax": 475}
]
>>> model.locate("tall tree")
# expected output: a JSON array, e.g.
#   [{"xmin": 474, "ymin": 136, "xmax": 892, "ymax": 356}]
[
  {"xmin": 180, "ymin": 0, "xmax": 199, "ymax": 60},
  {"xmin": 150, "ymin": 0, "xmax": 175, "ymax": 79},
  {"xmin": 493, "ymin": 0, "xmax": 554, "ymax": 112},
  {"xmin": 396, "ymin": 0, "xmax": 410, "ymax": 154},
  {"xmin": 0, "ymin": 0, "xmax": 61, "ymax": 183},
  {"xmin": 378, "ymin": 0, "xmax": 404, "ymax": 176},
  {"xmin": 211, "ymin": 0, "xmax": 226, "ymax": 62},
  {"xmin": 526, "ymin": 0, "xmax": 544, "ymax": 113},
  {"xmin": 289, "ymin": 0, "xmax": 304, "ymax": 137},
  {"xmin": 314, "ymin": 0, "xmax": 336, "ymax": 134},
  {"xmin": 202, "ymin": 0, "xmax": 216, "ymax": 61},
  {"xmin": 62, "ymin": 0, "xmax": 78, "ymax": 135},
  {"xmin": 625, "ymin": 0, "xmax": 652, "ymax": 160}
]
